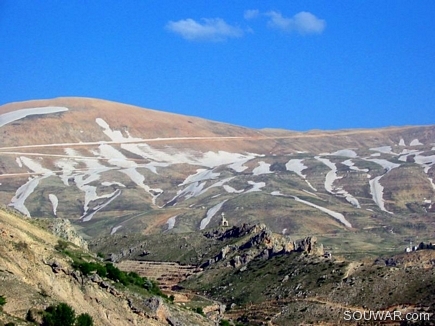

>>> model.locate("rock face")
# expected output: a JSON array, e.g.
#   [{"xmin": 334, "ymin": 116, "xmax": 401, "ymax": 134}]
[
  {"xmin": 202, "ymin": 224, "xmax": 324, "ymax": 269},
  {"xmin": 49, "ymin": 218, "xmax": 88, "ymax": 250},
  {"xmin": 0, "ymin": 207, "xmax": 214, "ymax": 326}
]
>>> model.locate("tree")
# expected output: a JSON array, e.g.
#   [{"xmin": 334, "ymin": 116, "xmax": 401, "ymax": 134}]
[
  {"xmin": 76, "ymin": 313, "xmax": 94, "ymax": 326},
  {"xmin": 42, "ymin": 303, "xmax": 76, "ymax": 326}
]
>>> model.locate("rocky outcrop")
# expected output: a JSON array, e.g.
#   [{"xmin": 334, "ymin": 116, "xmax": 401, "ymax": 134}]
[
  {"xmin": 49, "ymin": 218, "xmax": 88, "ymax": 250},
  {"xmin": 202, "ymin": 224, "xmax": 324, "ymax": 269},
  {"xmin": 0, "ymin": 207, "xmax": 215, "ymax": 326}
]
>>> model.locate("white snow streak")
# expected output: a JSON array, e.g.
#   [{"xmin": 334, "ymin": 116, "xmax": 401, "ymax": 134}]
[
  {"xmin": 365, "ymin": 159, "xmax": 400, "ymax": 213},
  {"xmin": 285, "ymin": 159, "xmax": 317, "ymax": 191},
  {"xmin": 110, "ymin": 225, "xmax": 123, "ymax": 235},
  {"xmin": 180, "ymin": 169, "xmax": 220, "ymax": 186},
  {"xmin": 166, "ymin": 216, "xmax": 177, "ymax": 230},
  {"xmin": 341, "ymin": 159, "xmax": 369, "ymax": 173},
  {"xmin": 48, "ymin": 194, "xmax": 58, "ymax": 216},
  {"xmin": 316, "ymin": 156, "xmax": 361, "ymax": 208},
  {"xmin": 271, "ymin": 191, "xmax": 351, "ymax": 228},
  {"xmin": 9, "ymin": 156, "xmax": 54, "ymax": 217},
  {"xmin": 82, "ymin": 189, "xmax": 122, "ymax": 222},
  {"xmin": 292, "ymin": 195, "xmax": 352, "ymax": 228},
  {"xmin": 0, "ymin": 106, "xmax": 68, "ymax": 127},
  {"xmin": 200, "ymin": 200, "xmax": 228, "ymax": 230}
]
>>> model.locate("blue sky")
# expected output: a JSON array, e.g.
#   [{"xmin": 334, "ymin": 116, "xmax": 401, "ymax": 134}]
[{"xmin": 1, "ymin": 1, "xmax": 434, "ymax": 131}]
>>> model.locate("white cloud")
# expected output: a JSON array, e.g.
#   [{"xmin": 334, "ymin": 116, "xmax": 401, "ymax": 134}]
[
  {"xmin": 166, "ymin": 18, "xmax": 244, "ymax": 41},
  {"xmin": 266, "ymin": 11, "xmax": 326, "ymax": 34},
  {"xmin": 244, "ymin": 9, "xmax": 259, "ymax": 20}
]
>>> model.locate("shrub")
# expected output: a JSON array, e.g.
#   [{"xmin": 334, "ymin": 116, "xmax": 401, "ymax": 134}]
[
  {"xmin": 76, "ymin": 313, "xmax": 93, "ymax": 326},
  {"xmin": 73, "ymin": 262, "xmax": 107, "ymax": 277},
  {"xmin": 0, "ymin": 295, "xmax": 6, "ymax": 306},
  {"xmin": 55, "ymin": 240, "xmax": 69, "ymax": 252},
  {"xmin": 220, "ymin": 319, "xmax": 231, "ymax": 326},
  {"xmin": 42, "ymin": 303, "xmax": 76, "ymax": 326},
  {"xmin": 41, "ymin": 303, "xmax": 93, "ymax": 326},
  {"xmin": 193, "ymin": 307, "xmax": 205, "ymax": 316}
]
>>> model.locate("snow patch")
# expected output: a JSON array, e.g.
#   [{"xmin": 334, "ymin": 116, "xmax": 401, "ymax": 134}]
[
  {"xmin": 271, "ymin": 191, "xmax": 351, "ymax": 228},
  {"xmin": 292, "ymin": 195, "xmax": 352, "ymax": 228},
  {"xmin": 102, "ymin": 181, "xmax": 126, "ymax": 187},
  {"xmin": 285, "ymin": 159, "xmax": 317, "ymax": 191},
  {"xmin": 316, "ymin": 157, "xmax": 361, "ymax": 208},
  {"xmin": 15, "ymin": 157, "xmax": 23, "ymax": 168},
  {"xmin": 252, "ymin": 161, "xmax": 273, "ymax": 176},
  {"xmin": 223, "ymin": 185, "xmax": 244, "ymax": 194},
  {"xmin": 370, "ymin": 146, "xmax": 394, "ymax": 154},
  {"xmin": 82, "ymin": 189, "xmax": 122, "ymax": 222},
  {"xmin": 48, "ymin": 194, "xmax": 58, "ymax": 216},
  {"xmin": 341, "ymin": 160, "xmax": 369, "ymax": 173},
  {"xmin": 330, "ymin": 149, "xmax": 358, "ymax": 158},
  {"xmin": 369, "ymin": 176, "xmax": 392, "ymax": 214},
  {"xmin": 110, "ymin": 225, "xmax": 123, "ymax": 235},
  {"xmin": 367, "ymin": 159, "xmax": 400, "ymax": 172},
  {"xmin": 0, "ymin": 106, "xmax": 68, "ymax": 127},
  {"xmin": 199, "ymin": 200, "xmax": 228, "ymax": 230},
  {"xmin": 180, "ymin": 169, "xmax": 220, "ymax": 186},
  {"xmin": 246, "ymin": 181, "xmax": 265, "ymax": 193},
  {"xmin": 410, "ymin": 139, "xmax": 423, "ymax": 146},
  {"xmin": 166, "ymin": 216, "xmax": 177, "ymax": 230}
]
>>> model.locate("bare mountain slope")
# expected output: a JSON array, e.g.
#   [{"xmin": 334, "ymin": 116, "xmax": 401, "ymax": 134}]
[{"xmin": 0, "ymin": 98, "xmax": 434, "ymax": 254}]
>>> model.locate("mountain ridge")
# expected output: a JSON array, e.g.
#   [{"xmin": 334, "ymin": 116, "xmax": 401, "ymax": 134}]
[{"xmin": 0, "ymin": 97, "xmax": 434, "ymax": 257}]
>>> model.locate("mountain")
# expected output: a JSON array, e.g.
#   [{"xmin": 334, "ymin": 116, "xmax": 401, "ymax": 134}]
[
  {"xmin": 0, "ymin": 97, "xmax": 434, "ymax": 255},
  {"xmin": 0, "ymin": 206, "xmax": 214, "ymax": 326}
]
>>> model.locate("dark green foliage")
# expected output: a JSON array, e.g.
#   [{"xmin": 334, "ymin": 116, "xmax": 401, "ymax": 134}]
[
  {"xmin": 42, "ymin": 303, "xmax": 76, "ymax": 326},
  {"xmin": 54, "ymin": 240, "xmax": 69, "ymax": 252},
  {"xmin": 105, "ymin": 263, "xmax": 127, "ymax": 285},
  {"xmin": 143, "ymin": 278, "xmax": 165, "ymax": 297},
  {"xmin": 41, "ymin": 303, "xmax": 93, "ymax": 326},
  {"xmin": 70, "ymin": 259, "xmax": 165, "ymax": 298},
  {"xmin": 0, "ymin": 295, "xmax": 6, "ymax": 306},
  {"xmin": 26, "ymin": 309, "xmax": 36, "ymax": 322},
  {"xmin": 75, "ymin": 313, "xmax": 93, "ymax": 326},
  {"xmin": 219, "ymin": 319, "xmax": 231, "ymax": 326},
  {"xmin": 193, "ymin": 307, "xmax": 205, "ymax": 316},
  {"xmin": 72, "ymin": 261, "xmax": 107, "ymax": 277}
]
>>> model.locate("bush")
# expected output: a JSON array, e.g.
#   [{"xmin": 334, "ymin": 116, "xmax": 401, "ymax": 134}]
[
  {"xmin": 55, "ymin": 240, "xmax": 69, "ymax": 252},
  {"xmin": 42, "ymin": 303, "xmax": 76, "ymax": 326},
  {"xmin": 193, "ymin": 307, "xmax": 205, "ymax": 316},
  {"xmin": 76, "ymin": 313, "xmax": 93, "ymax": 326},
  {"xmin": 0, "ymin": 295, "xmax": 6, "ymax": 307},
  {"xmin": 220, "ymin": 320, "xmax": 231, "ymax": 326},
  {"xmin": 42, "ymin": 303, "xmax": 93, "ymax": 326},
  {"xmin": 73, "ymin": 262, "xmax": 107, "ymax": 277}
]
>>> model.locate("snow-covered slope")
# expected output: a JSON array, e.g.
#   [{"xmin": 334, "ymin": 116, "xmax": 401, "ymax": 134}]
[{"xmin": 0, "ymin": 98, "xmax": 434, "ymax": 239}]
